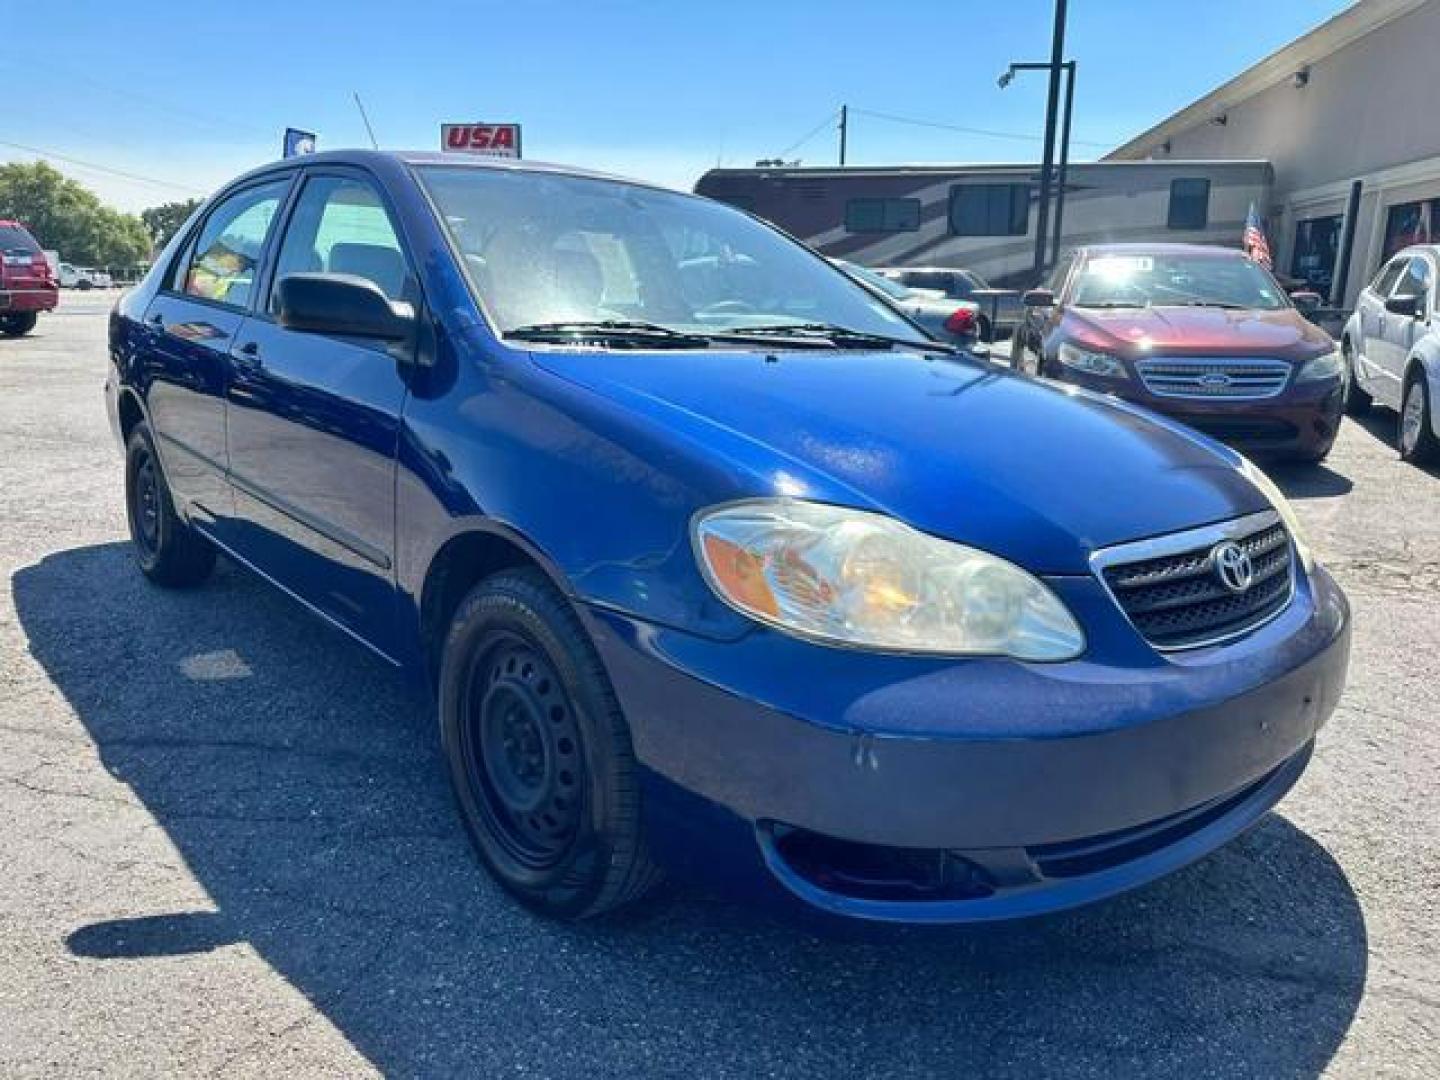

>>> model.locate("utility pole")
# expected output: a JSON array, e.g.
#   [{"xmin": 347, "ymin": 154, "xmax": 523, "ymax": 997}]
[
  {"xmin": 838, "ymin": 105, "xmax": 848, "ymax": 166},
  {"xmin": 1032, "ymin": 0, "xmax": 1068, "ymax": 278},
  {"xmin": 1050, "ymin": 63, "xmax": 1076, "ymax": 265}
]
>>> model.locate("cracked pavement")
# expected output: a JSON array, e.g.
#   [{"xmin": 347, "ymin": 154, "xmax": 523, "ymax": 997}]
[{"xmin": 0, "ymin": 298, "xmax": 1436, "ymax": 1077}]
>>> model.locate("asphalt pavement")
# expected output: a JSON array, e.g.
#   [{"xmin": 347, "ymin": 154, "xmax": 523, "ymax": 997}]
[{"xmin": 0, "ymin": 297, "xmax": 1436, "ymax": 1077}]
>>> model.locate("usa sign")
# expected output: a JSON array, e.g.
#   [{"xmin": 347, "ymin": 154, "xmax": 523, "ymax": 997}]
[{"xmin": 441, "ymin": 123, "xmax": 522, "ymax": 158}]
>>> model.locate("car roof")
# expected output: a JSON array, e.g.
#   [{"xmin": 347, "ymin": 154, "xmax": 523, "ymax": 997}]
[
  {"xmin": 222, "ymin": 149, "xmax": 687, "ymax": 199},
  {"xmin": 1076, "ymin": 242, "xmax": 1247, "ymax": 259}
]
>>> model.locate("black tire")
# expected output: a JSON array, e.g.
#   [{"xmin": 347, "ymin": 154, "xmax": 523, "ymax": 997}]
[
  {"xmin": 439, "ymin": 569, "xmax": 661, "ymax": 919},
  {"xmin": 1, "ymin": 312, "xmax": 38, "ymax": 337},
  {"xmin": 1341, "ymin": 339, "xmax": 1371, "ymax": 416},
  {"xmin": 124, "ymin": 424, "xmax": 216, "ymax": 587},
  {"xmin": 976, "ymin": 315, "xmax": 992, "ymax": 344},
  {"xmin": 1399, "ymin": 372, "xmax": 1440, "ymax": 466},
  {"xmin": 77, "ymin": 279, "xmax": 93, "ymax": 291},
  {"xmin": 1011, "ymin": 335, "xmax": 1033, "ymax": 373}
]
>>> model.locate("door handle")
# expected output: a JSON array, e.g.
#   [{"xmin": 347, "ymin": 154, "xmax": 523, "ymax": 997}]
[{"xmin": 232, "ymin": 341, "xmax": 262, "ymax": 369}]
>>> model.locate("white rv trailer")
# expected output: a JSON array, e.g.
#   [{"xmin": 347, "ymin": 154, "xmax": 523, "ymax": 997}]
[{"xmin": 694, "ymin": 161, "xmax": 1273, "ymax": 287}]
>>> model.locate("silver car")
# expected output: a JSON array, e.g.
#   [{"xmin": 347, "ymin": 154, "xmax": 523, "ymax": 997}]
[
  {"xmin": 830, "ymin": 259, "xmax": 980, "ymax": 346},
  {"xmin": 1342, "ymin": 244, "xmax": 1440, "ymax": 464},
  {"xmin": 874, "ymin": 265, "xmax": 1023, "ymax": 342}
]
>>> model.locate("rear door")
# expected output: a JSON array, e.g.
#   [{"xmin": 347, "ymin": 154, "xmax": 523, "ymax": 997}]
[
  {"xmin": 223, "ymin": 168, "xmax": 417, "ymax": 656},
  {"xmin": 140, "ymin": 178, "xmax": 292, "ymax": 517},
  {"xmin": 1378, "ymin": 255, "xmax": 1434, "ymax": 400}
]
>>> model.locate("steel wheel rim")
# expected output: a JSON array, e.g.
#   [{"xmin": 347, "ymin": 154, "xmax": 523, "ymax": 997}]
[
  {"xmin": 132, "ymin": 454, "xmax": 161, "ymax": 555},
  {"xmin": 461, "ymin": 634, "xmax": 584, "ymax": 870},
  {"xmin": 1403, "ymin": 383, "xmax": 1425, "ymax": 453}
]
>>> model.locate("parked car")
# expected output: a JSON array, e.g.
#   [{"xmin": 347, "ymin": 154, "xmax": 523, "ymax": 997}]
[
  {"xmin": 829, "ymin": 258, "xmax": 979, "ymax": 345},
  {"xmin": 59, "ymin": 264, "xmax": 103, "ymax": 290},
  {"xmin": 1340, "ymin": 244, "xmax": 1440, "ymax": 464},
  {"xmin": 107, "ymin": 152, "xmax": 1349, "ymax": 924},
  {"xmin": 876, "ymin": 265, "xmax": 1023, "ymax": 341},
  {"xmin": 0, "ymin": 219, "xmax": 59, "ymax": 336},
  {"xmin": 1015, "ymin": 243, "xmax": 1345, "ymax": 463}
]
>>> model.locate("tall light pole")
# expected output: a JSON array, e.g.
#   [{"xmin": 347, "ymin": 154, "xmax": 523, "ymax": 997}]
[
  {"xmin": 1000, "ymin": 60, "xmax": 1076, "ymax": 267},
  {"xmin": 1003, "ymin": 0, "xmax": 1068, "ymax": 278},
  {"xmin": 838, "ymin": 104, "xmax": 848, "ymax": 166}
]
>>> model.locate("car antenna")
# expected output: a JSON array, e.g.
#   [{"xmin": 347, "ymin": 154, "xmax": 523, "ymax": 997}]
[{"xmin": 352, "ymin": 92, "xmax": 380, "ymax": 150}]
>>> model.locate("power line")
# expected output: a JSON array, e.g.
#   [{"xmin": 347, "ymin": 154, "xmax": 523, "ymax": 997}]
[
  {"xmin": 775, "ymin": 110, "xmax": 840, "ymax": 160},
  {"xmin": 0, "ymin": 140, "xmax": 207, "ymax": 196},
  {"xmin": 850, "ymin": 107, "xmax": 1108, "ymax": 150}
]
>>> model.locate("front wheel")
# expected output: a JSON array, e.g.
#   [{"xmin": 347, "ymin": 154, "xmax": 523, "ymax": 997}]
[
  {"xmin": 125, "ymin": 424, "xmax": 216, "ymax": 587},
  {"xmin": 1399, "ymin": 373, "xmax": 1440, "ymax": 466},
  {"xmin": 1, "ymin": 312, "xmax": 38, "ymax": 337},
  {"xmin": 438, "ymin": 569, "xmax": 661, "ymax": 919},
  {"xmin": 1341, "ymin": 340, "xmax": 1371, "ymax": 415}
]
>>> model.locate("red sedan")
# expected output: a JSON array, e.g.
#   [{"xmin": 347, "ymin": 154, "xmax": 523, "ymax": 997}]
[{"xmin": 1015, "ymin": 243, "xmax": 1344, "ymax": 463}]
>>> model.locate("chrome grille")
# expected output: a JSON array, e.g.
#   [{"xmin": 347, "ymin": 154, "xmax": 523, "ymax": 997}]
[
  {"xmin": 1093, "ymin": 511, "xmax": 1295, "ymax": 650},
  {"xmin": 1136, "ymin": 357, "xmax": 1292, "ymax": 400}
]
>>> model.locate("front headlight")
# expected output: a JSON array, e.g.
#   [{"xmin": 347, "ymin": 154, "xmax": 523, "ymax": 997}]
[
  {"xmin": 1058, "ymin": 342, "xmax": 1129, "ymax": 379},
  {"xmin": 692, "ymin": 500, "xmax": 1085, "ymax": 660},
  {"xmin": 1237, "ymin": 455, "xmax": 1315, "ymax": 572},
  {"xmin": 1296, "ymin": 345, "xmax": 1343, "ymax": 382}
]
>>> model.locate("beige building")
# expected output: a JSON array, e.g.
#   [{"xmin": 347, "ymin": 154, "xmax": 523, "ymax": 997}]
[{"xmin": 1108, "ymin": 0, "xmax": 1440, "ymax": 307}]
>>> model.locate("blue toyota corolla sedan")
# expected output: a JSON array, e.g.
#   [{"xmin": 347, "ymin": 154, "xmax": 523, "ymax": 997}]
[{"xmin": 105, "ymin": 151, "xmax": 1350, "ymax": 923}]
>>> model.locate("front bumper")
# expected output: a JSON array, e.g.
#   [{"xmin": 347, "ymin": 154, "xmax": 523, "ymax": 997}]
[
  {"xmin": 1056, "ymin": 367, "xmax": 1345, "ymax": 458},
  {"xmin": 584, "ymin": 564, "xmax": 1349, "ymax": 922},
  {"xmin": 0, "ymin": 287, "xmax": 59, "ymax": 313}
]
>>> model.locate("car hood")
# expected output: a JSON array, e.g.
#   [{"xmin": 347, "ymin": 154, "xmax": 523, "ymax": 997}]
[
  {"xmin": 531, "ymin": 348, "xmax": 1269, "ymax": 573},
  {"xmin": 1066, "ymin": 305, "xmax": 1332, "ymax": 359}
]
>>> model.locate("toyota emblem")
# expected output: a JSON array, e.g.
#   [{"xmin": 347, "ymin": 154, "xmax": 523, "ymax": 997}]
[{"xmin": 1211, "ymin": 540, "xmax": 1254, "ymax": 594}]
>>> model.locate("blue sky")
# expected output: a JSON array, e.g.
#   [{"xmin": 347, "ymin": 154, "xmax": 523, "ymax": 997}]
[{"xmin": 4, "ymin": 0, "xmax": 1351, "ymax": 211}]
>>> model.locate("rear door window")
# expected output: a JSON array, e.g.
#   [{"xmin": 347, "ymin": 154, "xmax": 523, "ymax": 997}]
[
  {"xmin": 1370, "ymin": 258, "xmax": 1407, "ymax": 298},
  {"xmin": 180, "ymin": 181, "xmax": 289, "ymax": 308}
]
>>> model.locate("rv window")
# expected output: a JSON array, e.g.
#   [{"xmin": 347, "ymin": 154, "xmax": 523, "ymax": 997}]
[
  {"xmin": 1167, "ymin": 178, "xmax": 1210, "ymax": 230},
  {"xmin": 844, "ymin": 198, "xmax": 920, "ymax": 233},
  {"xmin": 948, "ymin": 184, "xmax": 1029, "ymax": 237}
]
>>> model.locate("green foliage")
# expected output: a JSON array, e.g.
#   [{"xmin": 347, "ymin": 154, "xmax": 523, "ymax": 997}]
[
  {"xmin": 0, "ymin": 161, "xmax": 153, "ymax": 269},
  {"xmin": 141, "ymin": 198, "xmax": 204, "ymax": 251}
]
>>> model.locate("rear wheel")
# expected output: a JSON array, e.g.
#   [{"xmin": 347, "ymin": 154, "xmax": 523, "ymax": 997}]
[
  {"xmin": 1399, "ymin": 373, "xmax": 1439, "ymax": 466},
  {"xmin": 439, "ymin": 569, "xmax": 661, "ymax": 919},
  {"xmin": 1341, "ymin": 339, "xmax": 1371, "ymax": 415},
  {"xmin": 1, "ymin": 312, "xmax": 37, "ymax": 337},
  {"xmin": 125, "ymin": 425, "xmax": 216, "ymax": 587}
]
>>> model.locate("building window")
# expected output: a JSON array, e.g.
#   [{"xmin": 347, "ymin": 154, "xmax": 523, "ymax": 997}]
[
  {"xmin": 948, "ymin": 184, "xmax": 1030, "ymax": 236},
  {"xmin": 1290, "ymin": 214, "xmax": 1343, "ymax": 294},
  {"xmin": 1167, "ymin": 178, "xmax": 1210, "ymax": 230},
  {"xmin": 1383, "ymin": 198, "xmax": 1439, "ymax": 261},
  {"xmin": 844, "ymin": 198, "xmax": 920, "ymax": 233}
]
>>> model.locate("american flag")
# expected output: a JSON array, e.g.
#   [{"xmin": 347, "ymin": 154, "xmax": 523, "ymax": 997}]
[{"xmin": 1243, "ymin": 202, "xmax": 1272, "ymax": 268}]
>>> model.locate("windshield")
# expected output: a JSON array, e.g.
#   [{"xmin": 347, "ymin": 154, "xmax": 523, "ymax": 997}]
[
  {"xmin": 418, "ymin": 167, "xmax": 927, "ymax": 343},
  {"xmin": 1071, "ymin": 252, "xmax": 1288, "ymax": 310}
]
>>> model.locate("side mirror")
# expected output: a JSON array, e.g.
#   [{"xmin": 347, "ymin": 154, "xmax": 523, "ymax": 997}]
[
  {"xmin": 1384, "ymin": 293, "xmax": 1422, "ymax": 318},
  {"xmin": 1022, "ymin": 288, "xmax": 1056, "ymax": 308},
  {"xmin": 276, "ymin": 273, "xmax": 414, "ymax": 340},
  {"xmin": 1290, "ymin": 290, "xmax": 1322, "ymax": 312}
]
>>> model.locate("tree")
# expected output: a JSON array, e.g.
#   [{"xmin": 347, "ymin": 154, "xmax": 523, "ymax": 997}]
[
  {"xmin": 0, "ymin": 161, "xmax": 153, "ymax": 270},
  {"xmin": 141, "ymin": 198, "xmax": 203, "ymax": 251}
]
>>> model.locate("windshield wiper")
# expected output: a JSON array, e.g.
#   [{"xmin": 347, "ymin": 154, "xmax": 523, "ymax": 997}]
[
  {"xmin": 712, "ymin": 322, "xmax": 959, "ymax": 354},
  {"xmin": 504, "ymin": 320, "xmax": 711, "ymax": 348},
  {"xmin": 1074, "ymin": 301, "xmax": 1148, "ymax": 310},
  {"xmin": 1172, "ymin": 300, "xmax": 1247, "ymax": 310}
]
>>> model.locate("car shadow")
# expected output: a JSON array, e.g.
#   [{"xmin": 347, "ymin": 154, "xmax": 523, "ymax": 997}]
[
  {"xmin": 1263, "ymin": 460, "xmax": 1355, "ymax": 500},
  {"xmin": 12, "ymin": 543, "xmax": 1368, "ymax": 1078},
  {"xmin": 1346, "ymin": 408, "xmax": 1440, "ymax": 480}
]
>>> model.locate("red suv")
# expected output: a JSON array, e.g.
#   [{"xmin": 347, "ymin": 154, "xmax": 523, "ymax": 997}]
[
  {"xmin": 1015, "ymin": 244, "xmax": 1344, "ymax": 462},
  {"xmin": 0, "ymin": 220, "xmax": 59, "ymax": 337}
]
